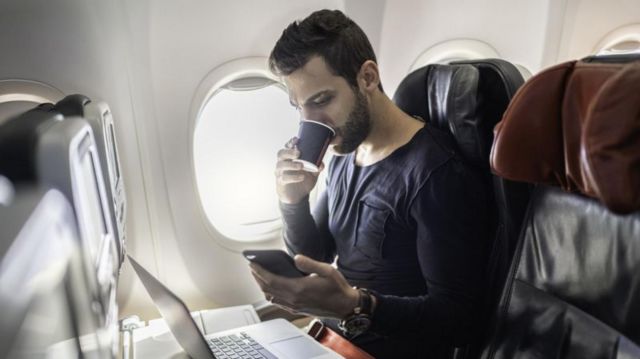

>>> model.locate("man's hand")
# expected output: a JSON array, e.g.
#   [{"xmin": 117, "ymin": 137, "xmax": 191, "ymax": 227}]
[
  {"xmin": 275, "ymin": 137, "xmax": 324, "ymax": 204},
  {"xmin": 250, "ymin": 254, "xmax": 359, "ymax": 319}
]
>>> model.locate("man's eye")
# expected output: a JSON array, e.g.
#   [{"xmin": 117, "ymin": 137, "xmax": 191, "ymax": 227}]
[{"xmin": 313, "ymin": 97, "xmax": 330, "ymax": 106}]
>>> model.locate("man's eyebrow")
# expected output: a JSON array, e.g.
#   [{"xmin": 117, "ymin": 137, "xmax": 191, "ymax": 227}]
[{"xmin": 290, "ymin": 90, "xmax": 333, "ymax": 108}]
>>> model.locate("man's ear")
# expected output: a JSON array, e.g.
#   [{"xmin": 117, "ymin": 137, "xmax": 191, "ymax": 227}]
[{"xmin": 358, "ymin": 60, "xmax": 380, "ymax": 93}]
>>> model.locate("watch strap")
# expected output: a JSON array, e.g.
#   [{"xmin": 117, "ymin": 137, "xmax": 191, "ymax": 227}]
[{"xmin": 357, "ymin": 288, "xmax": 373, "ymax": 316}]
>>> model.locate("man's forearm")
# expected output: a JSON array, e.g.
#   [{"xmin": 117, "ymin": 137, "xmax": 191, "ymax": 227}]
[{"xmin": 280, "ymin": 198, "xmax": 334, "ymax": 263}]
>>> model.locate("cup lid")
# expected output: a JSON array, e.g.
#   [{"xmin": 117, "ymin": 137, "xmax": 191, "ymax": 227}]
[{"xmin": 300, "ymin": 119, "xmax": 336, "ymax": 136}]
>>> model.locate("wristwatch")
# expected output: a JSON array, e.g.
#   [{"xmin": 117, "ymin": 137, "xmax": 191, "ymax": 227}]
[{"xmin": 339, "ymin": 288, "xmax": 374, "ymax": 337}]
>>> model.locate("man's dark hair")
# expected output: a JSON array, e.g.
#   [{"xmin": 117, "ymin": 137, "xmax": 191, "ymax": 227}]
[{"xmin": 269, "ymin": 9, "xmax": 383, "ymax": 92}]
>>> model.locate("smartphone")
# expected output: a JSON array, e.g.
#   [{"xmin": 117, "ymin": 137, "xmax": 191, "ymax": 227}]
[{"xmin": 243, "ymin": 249, "xmax": 306, "ymax": 278}]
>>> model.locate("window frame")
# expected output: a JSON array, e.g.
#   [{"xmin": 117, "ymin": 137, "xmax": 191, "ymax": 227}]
[
  {"xmin": 0, "ymin": 79, "xmax": 64, "ymax": 123},
  {"xmin": 408, "ymin": 38, "xmax": 501, "ymax": 71},
  {"xmin": 189, "ymin": 57, "xmax": 304, "ymax": 245},
  {"xmin": 594, "ymin": 24, "xmax": 640, "ymax": 55}
]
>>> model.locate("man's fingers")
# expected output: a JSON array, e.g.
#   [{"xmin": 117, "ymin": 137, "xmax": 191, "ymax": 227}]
[
  {"xmin": 275, "ymin": 160, "xmax": 303, "ymax": 176},
  {"xmin": 250, "ymin": 269, "xmax": 270, "ymax": 292},
  {"xmin": 278, "ymin": 173, "xmax": 306, "ymax": 184},
  {"xmin": 284, "ymin": 137, "xmax": 299, "ymax": 149},
  {"xmin": 294, "ymin": 254, "xmax": 335, "ymax": 277},
  {"xmin": 250, "ymin": 263, "xmax": 275, "ymax": 283},
  {"xmin": 250, "ymin": 263, "xmax": 298, "ymax": 293},
  {"xmin": 277, "ymin": 148, "xmax": 301, "ymax": 161}
]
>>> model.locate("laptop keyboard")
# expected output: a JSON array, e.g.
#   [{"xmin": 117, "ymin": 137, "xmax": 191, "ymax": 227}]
[{"xmin": 208, "ymin": 332, "xmax": 277, "ymax": 359}]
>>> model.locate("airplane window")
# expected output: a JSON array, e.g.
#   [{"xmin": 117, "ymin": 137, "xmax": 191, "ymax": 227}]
[
  {"xmin": 0, "ymin": 79, "xmax": 64, "ymax": 124},
  {"xmin": 598, "ymin": 39, "xmax": 640, "ymax": 55},
  {"xmin": 409, "ymin": 38, "xmax": 500, "ymax": 71},
  {"xmin": 595, "ymin": 25, "xmax": 640, "ymax": 55},
  {"xmin": 193, "ymin": 79, "xmax": 304, "ymax": 242},
  {"xmin": 407, "ymin": 39, "xmax": 532, "ymax": 82}
]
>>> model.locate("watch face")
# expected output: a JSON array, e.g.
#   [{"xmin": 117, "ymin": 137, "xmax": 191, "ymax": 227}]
[{"xmin": 344, "ymin": 314, "xmax": 371, "ymax": 335}]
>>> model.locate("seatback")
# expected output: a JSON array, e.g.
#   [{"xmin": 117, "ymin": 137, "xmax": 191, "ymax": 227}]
[
  {"xmin": 0, "ymin": 182, "xmax": 109, "ymax": 358},
  {"xmin": 37, "ymin": 116, "xmax": 121, "ymax": 352},
  {"xmin": 393, "ymin": 59, "xmax": 531, "ymax": 351},
  {"xmin": 483, "ymin": 55, "xmax": 640, "ymax": 358},
  {"xmin": 0, "ymin": 106, "xmax": 120, "ymax": 355},
  {"xmin": 56, "ymin": 94, "xmax": 127, "ymax": 268}
]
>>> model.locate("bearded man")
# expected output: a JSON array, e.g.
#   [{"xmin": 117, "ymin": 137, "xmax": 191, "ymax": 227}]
[{"xmin": 250, "ymin": 9, "xmax": 491, "ymax": 358}]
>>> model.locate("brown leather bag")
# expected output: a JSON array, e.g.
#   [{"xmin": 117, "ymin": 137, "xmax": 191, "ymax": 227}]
[{"xmin": 307, "ymin": 320, "xmax": 375, "ymax": 359}]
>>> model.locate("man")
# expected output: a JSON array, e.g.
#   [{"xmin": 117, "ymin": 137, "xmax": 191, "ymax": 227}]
[{"xmin": 250, "ymin": 9, "xmax": 490, "ymax": 358}]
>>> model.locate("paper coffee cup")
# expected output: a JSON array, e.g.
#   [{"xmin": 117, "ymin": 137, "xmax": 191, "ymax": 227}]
[{"xmin": 293, "ymin": 120, "xmax": 335, "ymax": 172}]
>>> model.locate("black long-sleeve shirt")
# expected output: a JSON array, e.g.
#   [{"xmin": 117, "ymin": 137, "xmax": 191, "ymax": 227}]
[{"xmin": 280, "ymin": 125, "xmax": 491, "ymax": 357}]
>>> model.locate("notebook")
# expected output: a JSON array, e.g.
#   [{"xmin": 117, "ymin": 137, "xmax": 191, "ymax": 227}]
[{"xmin": 128, "ymin": 255, "xmax": 342, "ymax": 359}]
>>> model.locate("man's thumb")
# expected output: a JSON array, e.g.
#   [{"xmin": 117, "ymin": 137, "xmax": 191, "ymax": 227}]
[{"xmin": 294, "ymin": 254, "xmax": 333, "ymax": 277}]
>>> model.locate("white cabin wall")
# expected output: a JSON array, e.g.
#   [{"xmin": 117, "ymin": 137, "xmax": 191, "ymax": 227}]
[
  {"xmin": 344, "ymin": 0, "xmax": 387, "ymax": 64},
  {"xmin": 553, "ymin": 0, "xmax": 640, "ymax": 62},
  {"xmin": 377, "ymin": 0, "xmax": 640, "ymax": 96},
  {"xmin": 377, "ymin": 0, "xmax": 552, "ymax": 96},
  {"xmin": 116, "ymin": 0, "xmax": 186, "ymax": 320}
]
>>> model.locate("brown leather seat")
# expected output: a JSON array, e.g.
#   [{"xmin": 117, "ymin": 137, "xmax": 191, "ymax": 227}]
[
  {"xmin": 482, "ymin": 55, "xmax": 640, "ymax": 358},
  {"xmin": 491, "ymin": 59, "xmax": 640, "ymax": 214}
]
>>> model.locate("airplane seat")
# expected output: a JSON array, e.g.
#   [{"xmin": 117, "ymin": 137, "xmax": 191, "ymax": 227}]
[
  {"xmin": 0, "ymin": 105, "xmax": 120, "ymax": 356},
  {"xmin": 392, "ymin": 59, "xmax": 531, "ymax": 355},
  {"xmin": 0, "ymin": 183, "xmax": 110, "ymax": 358},
  {"xmin": 56, "ymin": 94, "xmax": 127, "ymax": 269},
  {"xmin": 0, "ymin": 103, "xmax": 62, "ymax": 183},
  {"xmin": 481, "ymin": 55, "xmax": 640, "ymax": 358}
]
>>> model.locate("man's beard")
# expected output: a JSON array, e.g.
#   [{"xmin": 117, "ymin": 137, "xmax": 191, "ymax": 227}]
[{"xmin": 332, "ymin": 90, "xmax": 371, "ymax": 155}]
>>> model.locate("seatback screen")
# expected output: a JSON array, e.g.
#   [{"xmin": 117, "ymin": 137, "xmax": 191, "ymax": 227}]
[
  {"xmin": 75, "ymin": 135, "xmax": 108, "ymax": 262},
  {"xmin": 106, "ymin": 120, "xmax": 121, "ymax": 184}
]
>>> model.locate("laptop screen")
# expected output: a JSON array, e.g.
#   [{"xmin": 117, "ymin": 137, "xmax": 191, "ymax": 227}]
[{"xmin": 128, "ymin": 255, "xmax": 216, "ymax": 359}]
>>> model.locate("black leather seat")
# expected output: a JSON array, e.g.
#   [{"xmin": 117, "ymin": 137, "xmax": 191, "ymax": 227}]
[
  {"xmin": 483, "ymin": 55, "xmax": 640, "ymax": 358},
  {"xmin": 393, "ymin": 59, "xmax": 530, "ymax": 355}
]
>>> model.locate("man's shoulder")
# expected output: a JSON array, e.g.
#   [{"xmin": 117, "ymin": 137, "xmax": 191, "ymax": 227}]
[{"xmin": 404, "ymin": 125, "xmax": 459, "ymax": 173}]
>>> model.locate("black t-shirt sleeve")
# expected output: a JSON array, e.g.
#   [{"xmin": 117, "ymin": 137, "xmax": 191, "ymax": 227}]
[
  {"xmin": 369, "ymin": 159, "xmax": 490, "ymax": 342},
  {"xmin": 279, "ymin": 191, "xmax": 336, "ymax": 263}
]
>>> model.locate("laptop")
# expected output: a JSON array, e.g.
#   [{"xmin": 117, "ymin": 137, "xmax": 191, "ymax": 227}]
[{"xmin": 128, "ymin": 255, "xmax": 342, "ymax": 359}]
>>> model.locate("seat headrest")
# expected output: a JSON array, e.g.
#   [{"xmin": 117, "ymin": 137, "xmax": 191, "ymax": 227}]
[
  {"xmin": 394, "ymin": 59, "xmax": 523, "ymax": 169},
  {"xmin": 0, "ymin": 103, "xmax": 60, "ymax": 183},
  {"xmin": 55, "ymin": 94, "xmax": 91, "ymax": 117},
  {"xmin": 491, "ymin": 59, "xmax": 640, "ymax": 214}
]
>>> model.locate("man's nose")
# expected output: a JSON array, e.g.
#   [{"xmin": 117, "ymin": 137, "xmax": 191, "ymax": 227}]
[
  {"xmin": 300, "ymin": 107, "xmax": 315, "ymax": 121},
  {"xmin": 300, "ymin": 108, "xmax": 327, "ymax": 124}
]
